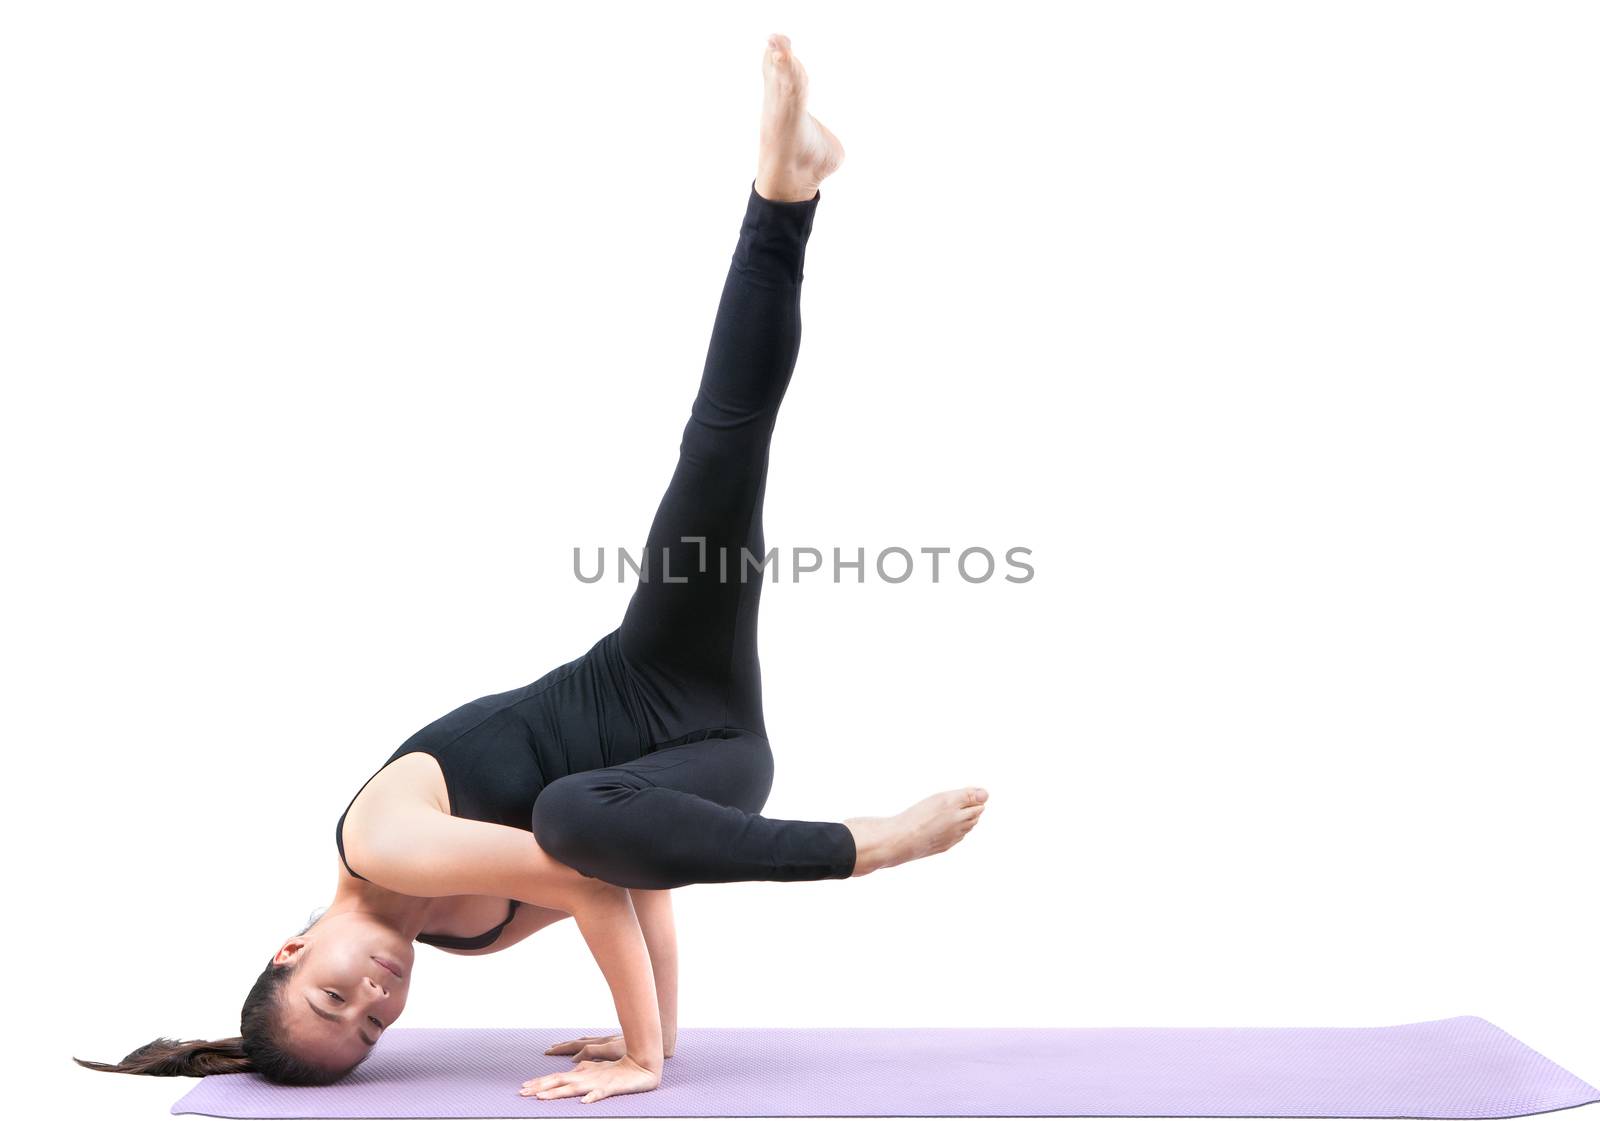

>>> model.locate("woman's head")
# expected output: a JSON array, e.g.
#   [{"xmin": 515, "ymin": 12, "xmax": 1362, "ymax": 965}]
[{"xmin": 74, "ymin": 905, "xmax": 416, "ymax": 1085}]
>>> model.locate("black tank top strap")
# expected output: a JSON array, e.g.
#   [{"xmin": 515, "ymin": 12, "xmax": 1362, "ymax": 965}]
[
  {"xmin": 335, "ymin": 759, "xmax": 389, "ymax": 883},
  {"xmin": 416, "ymin": 900, "xmax": 521, "ymax": 950},
  {"xmin": 334, "ymin": 803, "xmax": 371, "ymax": 882}
]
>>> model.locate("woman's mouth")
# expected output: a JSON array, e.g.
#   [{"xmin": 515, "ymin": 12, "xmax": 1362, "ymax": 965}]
[{"xmin": 372, "ymin": 956, "xmax": 404, "ymax": 979}]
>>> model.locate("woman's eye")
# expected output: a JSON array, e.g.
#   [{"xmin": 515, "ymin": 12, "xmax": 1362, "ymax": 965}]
[
  {"xmin": 324, "ymin": 990, "xmax": 343, "ymax": 1003},
  {"xmin": 369, "ymin": 1016, "xmax": 383, "ymax": 1028}
]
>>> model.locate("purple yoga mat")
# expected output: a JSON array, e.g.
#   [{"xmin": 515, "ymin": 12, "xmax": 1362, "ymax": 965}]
[{"xmin": 170, "ymin": 1017, "xmax": 1599, "ymax": 1119}]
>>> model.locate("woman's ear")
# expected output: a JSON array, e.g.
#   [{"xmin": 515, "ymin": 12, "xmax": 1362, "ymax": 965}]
[{"xmin": 272, "ymin": 939, "xmax": 309, "ymax": 967}]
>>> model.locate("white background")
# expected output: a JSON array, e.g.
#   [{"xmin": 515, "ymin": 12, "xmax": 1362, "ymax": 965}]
[{"xmin": 3, "ymin": 2, "xmax": 1596, "ymax": 1118}]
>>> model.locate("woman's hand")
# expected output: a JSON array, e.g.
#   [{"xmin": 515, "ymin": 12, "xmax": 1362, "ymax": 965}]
[
  {"xmin": 545, "ymin": 1031, "xmax": 674, "ymax": 1062},
  {"xmin": 544, "ymin": 1033, "xmax": 626, "ymax": 1062},
  {"xmin": 520, "ymin": 1055, "xmax": 661, "ymax": 1103}
]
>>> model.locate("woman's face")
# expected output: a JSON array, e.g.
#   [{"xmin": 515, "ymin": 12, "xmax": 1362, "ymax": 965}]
[{"xmin": 272, "ymin": 911, "xmax": 415, "ymax": 1071}]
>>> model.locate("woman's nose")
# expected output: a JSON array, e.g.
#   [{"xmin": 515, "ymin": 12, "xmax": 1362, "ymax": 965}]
[{"xmin": 365, "ymin": 974, "xmax": 388, "ymax": 997}]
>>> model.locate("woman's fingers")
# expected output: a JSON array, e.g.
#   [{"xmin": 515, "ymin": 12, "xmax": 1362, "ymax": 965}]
[
  {"xmin": 523, "ymin": 1063, "xmax": 596, "ymax": 1092},
  {"xmin": 545, "ymin": 1033, "xmax": 616, "ymax": 1055},
  {"xmin": 538, "ymin": 1081, "xmax": 587, "ymax": 1099},
  {"xmin": 547, "ymin": 1036, "xmax": 592, "ymax": 1052},
  {"xmin": 523, "ymin": 1063, "xmax": 598, "ymax": 1099},
  {"xmin": 521, "ymin": 1073, "xmax": 568, "ymax": 1094},
  {"xmin": 541, "ymin": 1032, "xmax": 628, "ymax": 1062}
]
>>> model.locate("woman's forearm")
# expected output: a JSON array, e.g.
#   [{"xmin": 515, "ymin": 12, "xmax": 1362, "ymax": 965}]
[
  {"xmin": 628, "ymin": 888, "xmax": 678, "ymax": 1057},
  {"xmin": 569, "ymin": 883, "xmax": 665, "ymax": 1073}
]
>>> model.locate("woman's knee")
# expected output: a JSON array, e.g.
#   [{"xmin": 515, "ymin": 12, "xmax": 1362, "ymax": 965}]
[{"xmin": 531, "ymin": 773, "xmax": 618, "ymax": 869}]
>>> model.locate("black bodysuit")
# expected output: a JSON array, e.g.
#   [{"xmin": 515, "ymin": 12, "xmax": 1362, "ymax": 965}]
[{"xmin": 335, "ymin": 183, "xmax": 856, "ymax": 948}]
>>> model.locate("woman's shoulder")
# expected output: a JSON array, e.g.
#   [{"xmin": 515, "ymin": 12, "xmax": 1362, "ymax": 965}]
[
  {"xmin": 338, "ymin": 750, "xmax": 451, "ymax": 881},
  {"xmin": 343, "ymin": 750, "xmax": 452, "ymax": 833}
]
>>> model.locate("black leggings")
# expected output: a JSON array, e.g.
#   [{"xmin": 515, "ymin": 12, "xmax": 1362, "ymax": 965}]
[{"xmin": 528, "ymin": 183, "xmax": 857, "ymax": 889}]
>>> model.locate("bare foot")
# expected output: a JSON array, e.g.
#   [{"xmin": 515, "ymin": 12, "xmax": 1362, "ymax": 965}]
[
  {"xmin": 755, "ymin": 33, "xmax": 845, "ymax": 203},
  {"xmin": 845, "ymin": 787, "xmax": 988, "ymax": 876}
]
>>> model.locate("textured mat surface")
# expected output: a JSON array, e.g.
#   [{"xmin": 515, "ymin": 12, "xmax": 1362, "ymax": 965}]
[{"xmin": 170, "ymin": 1016, "xmax": 1600, "ymax": 1118}]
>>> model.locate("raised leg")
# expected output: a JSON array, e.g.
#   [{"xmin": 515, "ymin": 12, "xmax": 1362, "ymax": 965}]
[
  {"xmin": 615, "ymin": 183, "xmax": 820, "ymax": 740},
  {"xmin": 615, "ymin": 35, "xmax": 847, "ymax": 743}
]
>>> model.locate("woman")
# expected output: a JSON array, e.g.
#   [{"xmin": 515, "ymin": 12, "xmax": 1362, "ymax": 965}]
[{"xmin": 74, "ymin": 33, "xmax": 988, "ymax": 1104}]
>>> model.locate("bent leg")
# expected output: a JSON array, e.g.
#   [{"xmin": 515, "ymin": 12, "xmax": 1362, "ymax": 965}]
[{"xmin": 530, "ymin": 731, "xmax": 856, "ymax": 889}]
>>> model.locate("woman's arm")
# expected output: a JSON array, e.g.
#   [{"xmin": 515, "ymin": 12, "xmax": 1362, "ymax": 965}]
[
  {"xmin": 628, "ymin": 889, "xmax": 678, "ymax": 1058},
  {"xmin": 353, "ymin": 801, "xmax": 606, "ymax": 910},
  {"xmin": 569, "ymin": 885, "xmax": 664, "ymax": 1072},
  {"xmin": 544, "ymin": 889, "xmax": 676, "ymax": 1062},
  {"xmin": 348, "ymin": 804, "xmax": 665, "ymax": 1074}
]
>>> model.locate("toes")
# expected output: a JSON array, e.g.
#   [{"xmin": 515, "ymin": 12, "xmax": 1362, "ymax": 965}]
[{"xmin": 766, "ymin": 34, "xmax": 805, "ymax": 87}]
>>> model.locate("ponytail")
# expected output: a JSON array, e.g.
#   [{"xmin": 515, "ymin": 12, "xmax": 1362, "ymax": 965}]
[{"xmin": 73, "ymin": 1036, "xmax": 251, "ymax": 1077}]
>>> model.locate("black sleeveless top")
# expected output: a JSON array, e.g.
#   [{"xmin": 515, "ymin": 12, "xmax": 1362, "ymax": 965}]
[{"xmin": 334, "ymin": 630, "xmax": 649, "ymax": 951}]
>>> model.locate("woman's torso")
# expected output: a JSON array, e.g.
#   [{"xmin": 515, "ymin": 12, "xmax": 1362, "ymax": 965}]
[{"xmin": 334, "ymin": 629, "xmax": 651, "ymax": 949}]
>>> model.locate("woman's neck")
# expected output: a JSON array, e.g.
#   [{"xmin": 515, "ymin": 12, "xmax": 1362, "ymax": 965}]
[{"xmin": 324, "ymin": 876, "xmax": 451, "ymax": 940}]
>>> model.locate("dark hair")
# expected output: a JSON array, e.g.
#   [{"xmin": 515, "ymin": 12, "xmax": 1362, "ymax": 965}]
[{"xmin": 73, "ymin": 913, "xmax": 359, "ymax": 1086}]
